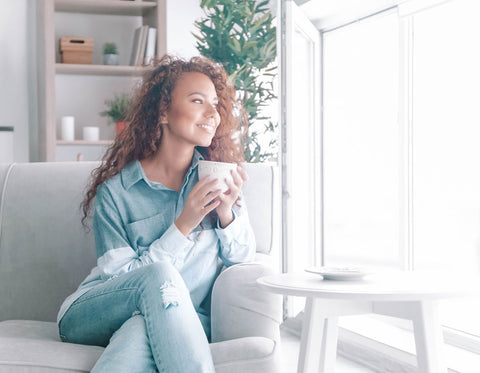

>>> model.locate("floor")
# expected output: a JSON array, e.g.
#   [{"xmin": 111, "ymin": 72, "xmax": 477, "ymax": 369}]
[{"xmin": 280, "ymin": 328, "xmax": 375, "ymax": 373}]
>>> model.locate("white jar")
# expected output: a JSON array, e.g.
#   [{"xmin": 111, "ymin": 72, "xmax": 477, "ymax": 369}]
[{"xmin": 82, "ymin": 126, "xmax": 100, "ymax": 141}]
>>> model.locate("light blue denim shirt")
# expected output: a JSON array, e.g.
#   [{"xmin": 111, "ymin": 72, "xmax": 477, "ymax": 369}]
[{"xmin": 57, "ymin": 150, "xmax": 256, "ymax": 324}]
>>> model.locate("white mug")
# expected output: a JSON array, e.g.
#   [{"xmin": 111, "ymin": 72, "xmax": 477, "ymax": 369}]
[{"xmin": 197, "ymin": 160, "xmax": 237, "ymax": 192}]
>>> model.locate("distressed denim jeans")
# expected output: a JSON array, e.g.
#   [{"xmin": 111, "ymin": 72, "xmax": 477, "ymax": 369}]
[{"xmin": 58, "ymin": 261, "xmax": 215, "ymax": 373}]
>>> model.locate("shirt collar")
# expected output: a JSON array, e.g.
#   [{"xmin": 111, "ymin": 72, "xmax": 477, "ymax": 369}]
[
  {"xmin": 191, "ymin": 148, "xmax": 204, "ymax": 169},
  {"xmin": 121, "ymin": 148, "xmax": 205, "ymax": 191},
  {"xmin": 121, "ymin": 160, "xmax": 144, "ymax": 191}
]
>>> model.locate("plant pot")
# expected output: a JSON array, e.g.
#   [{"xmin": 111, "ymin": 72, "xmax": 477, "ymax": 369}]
[
  {"xmin": 103, "ymin": 54, "xmax": 119, "ymax": 65},
  {"xmin": 115, "ymin": 121, "xmax": 128, "ymax": 135}
]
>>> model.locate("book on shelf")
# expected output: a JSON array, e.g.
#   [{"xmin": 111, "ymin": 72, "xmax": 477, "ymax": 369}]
[
  {"xmin": 130, "ymin": 25, "xmax": 149, "ymax": 66},
  {"xmin": 137, "ymin": 26, "xmax": 149, "ymax": 65},
  {"xmin": 143, "ymin": 27, "xmax": 157, "ymax": 65}
]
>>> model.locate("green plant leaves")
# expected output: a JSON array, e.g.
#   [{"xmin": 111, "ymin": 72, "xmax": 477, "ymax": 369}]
[
  {"xmin": 99, "ymin": 93, "xmax": 130, "ymax": 123},
  {"xmin": 193, "ymin": 0, "xmax": 278, "ymax": 162},
  {"xmin": 103, "ymin": 42, "xmax": 117, "ymax": 55}
]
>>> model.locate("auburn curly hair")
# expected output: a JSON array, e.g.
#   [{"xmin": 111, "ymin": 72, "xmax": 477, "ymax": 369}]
[{"xmin": 81, "ymin": 54, "xmax": 247, "ymax": 226}]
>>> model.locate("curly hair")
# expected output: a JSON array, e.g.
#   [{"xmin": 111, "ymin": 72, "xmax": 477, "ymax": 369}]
[{"xmin": 81, "ymin": 54, "xmax": 247, "ymax": 226}]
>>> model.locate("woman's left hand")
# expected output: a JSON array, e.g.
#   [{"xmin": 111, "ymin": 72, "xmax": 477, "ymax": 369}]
[{"xmin": 215, "ymin": 164, "xmax": 248, "ymax": 228}]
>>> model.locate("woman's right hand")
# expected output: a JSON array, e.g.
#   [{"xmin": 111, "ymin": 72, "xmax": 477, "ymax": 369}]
[{"xmin": 175, "ymin": 176, "xmax": 222, "ymax": 237}]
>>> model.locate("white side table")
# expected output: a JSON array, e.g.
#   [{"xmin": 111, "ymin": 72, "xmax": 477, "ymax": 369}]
[{"xmin": 257, "ymin": 271, "xmax": 480, "ymax": 373}]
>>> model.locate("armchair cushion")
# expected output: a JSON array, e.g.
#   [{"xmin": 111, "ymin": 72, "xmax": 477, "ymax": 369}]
[
  {"xmin": 0, "ymin": 320, "xmax": 103, "ymax": 373},
  {"xmin": 0, "ymin": 320, "xmax": 277, "ymax": 373}
]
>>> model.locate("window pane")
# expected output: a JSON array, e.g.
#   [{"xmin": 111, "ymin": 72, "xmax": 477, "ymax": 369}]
[
  {"xmin": 289, "ymin": 28, "xmax": 316, "ymax": 271},
  {"xmin": 412, "ymin": 0, "xmax": 480, "ymax": 336},
  {"xmin": 323, "ymin": 12, "xmax": 400, "ymax": 268}
]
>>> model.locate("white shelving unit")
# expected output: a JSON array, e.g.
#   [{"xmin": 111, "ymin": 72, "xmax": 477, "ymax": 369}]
[{"xmin": 37, "ymin": 0, "xmax": 166, "ymax": 161}]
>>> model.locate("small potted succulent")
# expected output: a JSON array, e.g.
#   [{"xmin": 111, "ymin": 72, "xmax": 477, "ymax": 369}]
[
  {"xmin": 100, "ymin": 93, "xmax": 130, "ymax": 135},
  {"xmin": 103, "ymin": 42, "xmax": 118, "ymax": 65}
]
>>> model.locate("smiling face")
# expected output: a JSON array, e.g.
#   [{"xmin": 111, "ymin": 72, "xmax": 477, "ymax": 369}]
[{"xmin": 161, "ymin": 72, "xmax": 221, "ymax": 148}]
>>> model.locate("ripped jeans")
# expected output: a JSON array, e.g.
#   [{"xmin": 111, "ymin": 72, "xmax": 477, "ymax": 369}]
[{"xmin": 58, "ymin": 261, "xmax": 215, "ymax": 373}]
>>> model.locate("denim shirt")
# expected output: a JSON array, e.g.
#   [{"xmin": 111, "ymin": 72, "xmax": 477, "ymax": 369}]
[{"xmin": 57, "ymin": 150, "xmax": 256, "ymax": 324}]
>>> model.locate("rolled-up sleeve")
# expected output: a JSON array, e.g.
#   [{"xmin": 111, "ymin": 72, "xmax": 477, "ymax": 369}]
[{"xmin": 148, "ymin": 224, "xmax": 194, "ymax": 268}]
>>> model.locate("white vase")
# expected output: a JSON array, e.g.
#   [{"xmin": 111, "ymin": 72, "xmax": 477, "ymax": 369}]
[{"xmin": 103, "ymin": 54, "xmax": 118, "ymax": 65}]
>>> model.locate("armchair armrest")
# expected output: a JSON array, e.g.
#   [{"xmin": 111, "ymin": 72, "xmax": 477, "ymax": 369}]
[{"xmin": 211, "ymin": 262, "xmax": 283, "ymax": 343}]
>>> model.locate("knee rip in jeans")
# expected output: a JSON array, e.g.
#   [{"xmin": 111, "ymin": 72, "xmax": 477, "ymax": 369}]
[{"xmin": 159, "ymin": 281, "xmax": 180, "ymax": 308}]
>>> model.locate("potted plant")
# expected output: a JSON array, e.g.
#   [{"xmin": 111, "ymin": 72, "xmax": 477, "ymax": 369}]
[
  {"xmin": 103, "ymin": 42, "xmax": 118, "ymax": 65},
  {"xmin": 100, "ymin": 93, "xmax": 130, "ymax": 135}
]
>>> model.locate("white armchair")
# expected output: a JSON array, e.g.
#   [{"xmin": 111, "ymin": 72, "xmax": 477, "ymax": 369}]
[{"xmin": 0, "ymin": 161, "xmax": 282, "ymax": 373}]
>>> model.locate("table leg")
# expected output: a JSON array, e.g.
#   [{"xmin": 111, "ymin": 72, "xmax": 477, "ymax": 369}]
[
  {"xmin": 319, "ymin": 315, "xmax": 338, "ymax": 372},
  {"xmin": 298, "ymin": 298, "xmax": 338, "ymax": 373},
  {"xmin": 411, "ymin": 300, "xmax": 447, "ymax": 373},
  {"xmin": 374, "ymin": 300, "xmax": 447, "ymax": 373}
]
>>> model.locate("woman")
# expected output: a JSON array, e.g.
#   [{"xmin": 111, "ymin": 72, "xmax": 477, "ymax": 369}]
[{"xmin": 57, "ymin": 55, "xmax": 256, "ymax": 373}]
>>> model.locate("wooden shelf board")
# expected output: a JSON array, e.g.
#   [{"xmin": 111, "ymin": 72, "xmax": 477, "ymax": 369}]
[
  {"xmin": 57, "ymin": 140, "xmax": 114, "ymax": 146},
  {"xmin": 55, "ymin": 0, "xmax": 156, "ymax": 16},
  {"xmin": 56, "ymin": 63, "xmax": 148, "ymax": 76}
]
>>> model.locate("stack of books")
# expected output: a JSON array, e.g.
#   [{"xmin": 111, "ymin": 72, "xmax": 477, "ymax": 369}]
[{"xmin": 130, "ymin": 25, "xmax": 157, "ymax": 66}]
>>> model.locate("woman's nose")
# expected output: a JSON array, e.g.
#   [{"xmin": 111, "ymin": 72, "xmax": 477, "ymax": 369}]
[{"xmin": 205, "ymin": 104, "xmax": 218, "ymax": 117}]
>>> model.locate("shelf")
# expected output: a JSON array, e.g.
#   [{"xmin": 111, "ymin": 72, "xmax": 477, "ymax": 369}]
[
  {"xmin": 39, "ymin": 0, "xmax": 164, "ymax": 161},
  {"xmin": 56, "ymin": 63, "xmax": 148, "ymax": 76},
  {"xmin": 55, "ymin": 0, "xmax": 156, "ymax": 16},
  {"xmin": 57, "ymin": 140, "xmax": 114, "ymax": 146}
]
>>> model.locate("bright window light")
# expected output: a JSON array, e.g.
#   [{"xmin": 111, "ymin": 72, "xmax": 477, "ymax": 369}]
[
  {"xmin": 412, "ymin": 0, "xmax": 480, "ymax": 337},
  {"xmin": 322, "ymin": 0, "xmax": 480, "ymax": 339},
  {"xmin": 323, "ymin": 11, "xmax": 400, "ymax": 269}
]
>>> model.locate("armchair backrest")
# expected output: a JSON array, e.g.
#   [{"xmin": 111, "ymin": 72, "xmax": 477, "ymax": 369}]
[{"xmin": 0, "ymin": 161, "xmax": 278, "ymax": 322}]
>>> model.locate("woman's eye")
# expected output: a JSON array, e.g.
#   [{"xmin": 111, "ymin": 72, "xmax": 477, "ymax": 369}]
[{"xmin": 192, "ymin": 98, "xmax": 202, "ymax": 103}]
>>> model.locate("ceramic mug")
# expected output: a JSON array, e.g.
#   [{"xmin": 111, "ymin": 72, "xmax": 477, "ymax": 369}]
[{"xmin": 197, "ymin": 160, "xmax": 237, "ymax": 193}]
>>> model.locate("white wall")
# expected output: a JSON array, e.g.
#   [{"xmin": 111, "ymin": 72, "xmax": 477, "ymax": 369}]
[
  {"xmin": 0, "ymin": 0, "xmax": 37, "ymax": 162},
  {"xmin": 166, "ymin": 0, "xmax": 204, "ymax": 58}
]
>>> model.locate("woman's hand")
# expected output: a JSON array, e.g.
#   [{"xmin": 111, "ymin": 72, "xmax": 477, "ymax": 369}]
[
  {"xmin": 216, "ymin": 165, "xmax": 248, "ymax": 228},
  {"xmin": 175, "ymin": 176, "xmax": 222, "ymax": 237}
]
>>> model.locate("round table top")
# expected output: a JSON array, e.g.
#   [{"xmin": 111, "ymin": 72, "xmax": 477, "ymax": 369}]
[{"xmin": 257, "ymin": 270, "xmax": 480, "ymax": 301}]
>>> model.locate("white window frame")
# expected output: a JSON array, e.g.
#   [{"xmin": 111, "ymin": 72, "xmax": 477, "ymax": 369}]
[
  {"xmin": 281, "ymin": 0, "xmax": 322, "ymax": 318},
  {"xmin": 280, "ymin": 2, "xmax": 322, "ymax": 266}
]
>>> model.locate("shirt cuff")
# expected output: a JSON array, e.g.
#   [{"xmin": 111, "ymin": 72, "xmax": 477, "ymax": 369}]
[
  {"xmin": 150, "ymin": 223, "xmax": 194, "ymax": 266},
  {"xmin": 215, "ymin": 209, "xmax": 246, "ymax": 242}
]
